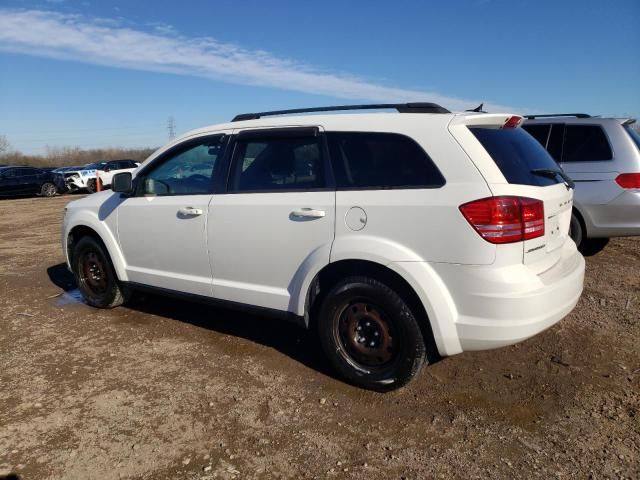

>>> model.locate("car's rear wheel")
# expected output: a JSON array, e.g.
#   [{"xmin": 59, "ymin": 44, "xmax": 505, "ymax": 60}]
[
  {"xmin": 86, "ymin": 179, "xmax": 97, "ymax": 194},
  {"xmin": 317, "ymin": 276, "xmax": 426, "ymax": 391},
  {"xmin": 40, "ymin": 182, "xmax": 57, "ymax": 197},
  {"xmin": 569, "ymin": 211, "xmax": 584, "ymax": 249},
  {"xmin": 72, "ymin": 236, "xmax": 126, "ymax": 308}
]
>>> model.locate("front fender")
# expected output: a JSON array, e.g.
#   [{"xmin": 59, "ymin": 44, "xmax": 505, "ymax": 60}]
[{"xmin": 64, "ymin": 208, "xmax": 128, "ymax": 282}]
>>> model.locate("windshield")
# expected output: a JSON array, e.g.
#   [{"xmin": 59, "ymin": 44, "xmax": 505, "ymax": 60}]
[
  {"xmin": 624, "ymin": 125, "xmax": 640, "ymax": 150},
  {"xmin": 470, "ymin": 126, "xmax": 563, "ymax": 186}
]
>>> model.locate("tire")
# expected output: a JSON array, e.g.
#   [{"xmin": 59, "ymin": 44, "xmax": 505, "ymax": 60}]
[
  {"xmin": 317, "ymin": 276, "xmax": 426, "ymax": 391},
  {"xmin": 569, "ymin": 211, "xmax": 584, "ymax": 249},
  {"xmin": 40, "ymin": 182, "xmax": 57, "ymax": 197},
  {"xmin": 86, "ymin": 179, "xmax": 97, "ymax": 194},
  {"xmin": 72, "ymin": 236, "xmax": 126, "ymax": 308},
  {"xmin": 580, "ymin": 238, "xmax": 609, "ymax": 256}
]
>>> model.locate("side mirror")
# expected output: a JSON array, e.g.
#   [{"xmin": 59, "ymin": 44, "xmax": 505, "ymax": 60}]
[{"xmin": 112, "ymin": 172, "xmax": 133, "ymax": 194}]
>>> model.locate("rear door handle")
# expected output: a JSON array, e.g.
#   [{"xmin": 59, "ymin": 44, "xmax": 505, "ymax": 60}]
[
  {"xmin": 178, "ymin": 207, "xmax": 204, "ymax": 216},
  {"xmin": 291, "ymin": 208, "xmax": 326, "ymax": 218}
]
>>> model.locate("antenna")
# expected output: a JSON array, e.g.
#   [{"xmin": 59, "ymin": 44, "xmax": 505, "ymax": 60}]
[{"xmin": 167, "ymin": 116, "xmax": 176, "ymax": 140}]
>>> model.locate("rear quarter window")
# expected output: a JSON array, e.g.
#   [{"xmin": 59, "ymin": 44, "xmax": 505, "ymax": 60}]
[
  {"xmin": 624, "ymin": 125, "xmax": 640, "ymax": 151},
  {"xmin": 562, "ymin": 125, "xmax": 612, "ymax": 162},
  {"xmin": 470, "ymin": 126, "xmax": 562, "ymax": 186},
  {"xmin": 326, "ymin": 132, "xmax": 445, "ymax": 189}
]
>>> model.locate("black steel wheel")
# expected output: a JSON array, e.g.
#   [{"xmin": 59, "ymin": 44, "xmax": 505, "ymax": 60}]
[
  {"xmin": 72, "ymin": 236, "xmax": 126, "ymax": 308},
  {"xmin": 317, "ymin": 276, "xmax": 426, "ymax": 391},
  {"xmin": 86, "ymin": 179, "xmax": 97, "ymax": 194}
]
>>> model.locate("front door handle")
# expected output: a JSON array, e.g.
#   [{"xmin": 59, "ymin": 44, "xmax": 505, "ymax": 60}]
[
  {"xmin": 291, "ymin": 208, "xmax": 326, "ymax": 218},
  {"xmin": 178, "ymin": 206, "xmax": 204, "ymax": 216}
]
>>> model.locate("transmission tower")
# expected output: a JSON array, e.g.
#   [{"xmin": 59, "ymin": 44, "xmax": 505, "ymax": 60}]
[{"xmin": 167, "ymin": 116, "xmax": 176, "ymax": 140}]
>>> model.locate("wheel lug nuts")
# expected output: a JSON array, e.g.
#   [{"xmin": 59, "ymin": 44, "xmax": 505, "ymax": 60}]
[
  {"xmin": 356, "ymin": 326, "xmax": 362, "ymax": 331},
  {"xmin": 365, "ymin": 322, "xmax": 371, "ymax": 327},
  {"xmin": 369, "ymin": 341, "xmax": 375, "ymax": 347},
  {"xmin": 374, "ymin": 331, "xmax": 379, "ymax": 336}
]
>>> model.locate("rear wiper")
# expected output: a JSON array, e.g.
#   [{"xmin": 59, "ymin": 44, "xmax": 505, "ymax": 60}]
[{"xmin": 530, "ymin": 168, "xmax": 575, "ymax": 189}]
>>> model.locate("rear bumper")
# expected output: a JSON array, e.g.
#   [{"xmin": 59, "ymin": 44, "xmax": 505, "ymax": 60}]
[
  {"xmin": 448, "ymin": 242, "xmax": 584, "ymax": 351},
  {"xmin": 391, "ymin": 241, "xmax": 585, "ymax": 356}
]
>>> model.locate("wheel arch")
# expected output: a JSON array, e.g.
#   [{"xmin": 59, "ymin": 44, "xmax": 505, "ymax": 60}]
[
  {"xmin": 66, "ymin": 222, "xmax": 127, "ymax": 281},
  {"xmin": 304, "ymin": 259, "xmax": 441, "ymax": 363}
]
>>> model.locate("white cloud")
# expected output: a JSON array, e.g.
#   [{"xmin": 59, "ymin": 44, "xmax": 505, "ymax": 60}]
[{"xmin": 0, "ymin": 9, "xmax": 517, "ymax": 112}]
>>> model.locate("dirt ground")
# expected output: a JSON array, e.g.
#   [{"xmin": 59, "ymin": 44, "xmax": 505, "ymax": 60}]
[{"xmin": 0, "ymin": 194, "xmax": 638, "ymax": 480}]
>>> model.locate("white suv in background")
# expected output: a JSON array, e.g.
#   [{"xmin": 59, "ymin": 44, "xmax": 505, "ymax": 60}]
[
  {"xmin": 62, "ymin": 103, "xmax": 585, "ymax": 391},
  {"xmin": 66, "ymin": 160, "xmax": 140, "ymax": 193},
  {"xmin": 523, "ymin": 114, "xmax": 640, "ymax": 251}
]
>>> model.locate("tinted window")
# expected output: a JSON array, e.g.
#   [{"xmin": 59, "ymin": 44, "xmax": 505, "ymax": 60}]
[
  {"xmin": 547, "ymin": 124, "xmax": 565, "ymax": 161},
  {"xmin": 522, "ymin": 124, "xmax": 551, "ymax": 147},
  {"xmin": 562, "ymin": 125, "xmax": 612, "ymax": 162},
  {"xmin": 326, "ymin": 132, "xmax": 444, "ymax": 189},
  {"xmin": 17, "ymin": 167, "xmax": 41, "ymax": 176},
  {"xmin": 470, "ymin": 127, "xmax": 562, "ymax": 186},
  {"xmin": 141, "ymin": 136, "xmax": 225, "ymax": 196},
  {"xmin": 230, "ymin": 136, "xmax": 323, "ymax": 192}
]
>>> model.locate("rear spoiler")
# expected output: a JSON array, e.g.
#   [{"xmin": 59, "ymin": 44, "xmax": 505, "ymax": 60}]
[{"xmin": 619, "ymin": 118, "xmax": 636, "ymax": 126}]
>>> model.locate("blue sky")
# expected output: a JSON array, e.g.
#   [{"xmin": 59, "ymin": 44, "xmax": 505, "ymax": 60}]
[{"xmin": 0, "ymin": 0, "xmax": 638, "ymax": 154}]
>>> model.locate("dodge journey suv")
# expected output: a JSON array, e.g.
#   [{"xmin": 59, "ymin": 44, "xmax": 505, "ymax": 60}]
[{"xmin": 62, "ymin": 103, "xmax": 585, "ymax": 391}]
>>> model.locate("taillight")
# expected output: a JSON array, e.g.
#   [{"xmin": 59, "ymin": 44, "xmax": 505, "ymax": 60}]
[
  {"xmin": 459, "ymin": 196, "xmax": 545, "ymax": 244},
  {"xmin": 502, "ymin": 116, "xmax": 523, "ymax": 129},
  {"xmin": 615, "ymin": 173, "xmax": 640, "ymax": 189}
]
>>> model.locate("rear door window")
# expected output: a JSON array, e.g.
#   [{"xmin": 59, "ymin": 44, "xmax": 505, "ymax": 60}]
[
  {"xmin": 326, "ymin": 132, "xmax": 445, "ymax": 189},
  {"xmin": 230, "ymin": 133, "xmax": 324, "ymax": 192},
  {"xmin": 562, "ymin": 125, "xmax": 612, "ymax": 161},
  {"xmin": 470, "ymin": 127, "xmax": 562, "ymax": 186}
]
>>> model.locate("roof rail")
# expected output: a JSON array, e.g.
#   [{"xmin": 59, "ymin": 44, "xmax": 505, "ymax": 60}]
[
  {"xmin": 231, "ymin": 102, "xmax": 451, "ymax": 122},
  {"xmin": 524, "ymin": 113, "xmax": 591, "ymax": 120}
]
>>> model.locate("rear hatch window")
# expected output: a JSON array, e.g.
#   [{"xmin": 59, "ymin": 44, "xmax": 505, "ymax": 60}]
[{"xmin": 470, "ymin": 127, "xmax": 563, "ymax": 186}]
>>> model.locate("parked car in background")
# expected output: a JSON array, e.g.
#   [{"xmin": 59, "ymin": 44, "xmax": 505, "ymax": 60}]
[
  {"xmin": 65, "ymin": 162, "xmax": 107, "ymax": 193},
  {"xmin": 0, "ymin": 165, "xmax": 64, "ymax": 197},
  {"xmin": 63, "ymin": 103, "xmax": 585, "ymax": 391},
  {"xmin": 66, "ymin": 160, "xmax": 141, "ymax": 193},
  {"xmin": 523, "ymin": 114, "xmax": 640, "ymax": 251},
  {"xmin": 96, "ymin": 159, "xmax": 140, "ymax": 188}
]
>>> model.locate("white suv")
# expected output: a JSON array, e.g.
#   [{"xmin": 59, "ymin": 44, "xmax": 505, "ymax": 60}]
[
  {"xmin": 62, "ymin": 103, "xmax": 585, "ymax": 390},
  {"xmin": 66, "ymin": 160, "xmax": 140, "ymax": 193}
]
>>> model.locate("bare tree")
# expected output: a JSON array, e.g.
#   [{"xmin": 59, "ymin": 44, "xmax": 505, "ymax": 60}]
[{"xmin": 0, "ymin": 135, "xmax": 10, "ymax": 157}]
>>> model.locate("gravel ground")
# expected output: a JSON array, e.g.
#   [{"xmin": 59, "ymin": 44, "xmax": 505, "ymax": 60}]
[{"xmin": 0, "ymin": 194, "xmax": 638, "ymax": 480}]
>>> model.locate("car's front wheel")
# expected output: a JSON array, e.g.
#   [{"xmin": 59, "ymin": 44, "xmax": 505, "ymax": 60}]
[
  {"xmin": 317, "ymin": 276, "xmax": 426, "ymax": 391},
  {"xmin": 72, "ymin": 236, "xmax": 126, "ymax": 308},
  {"xmin": 86, "ymin": 179, "xmax": 97, "ymax": 194}
]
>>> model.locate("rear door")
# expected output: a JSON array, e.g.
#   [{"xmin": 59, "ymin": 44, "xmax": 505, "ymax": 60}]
[
  {"xmin": 207, "ymin": 127, "xmax": 334, "ymax": 312},
  {"xmin": 461, "ymin": 118, "xmax": 574, "ymax": 271}
]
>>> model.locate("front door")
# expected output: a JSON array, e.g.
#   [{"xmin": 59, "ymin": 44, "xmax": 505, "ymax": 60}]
[
  {"xmin": 117, "ymin": 134, "xmax": 228, "ymax": 296},
  {"xmin": 208, "ymin": 128, "xmax": 335, "ymax": 312}
]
